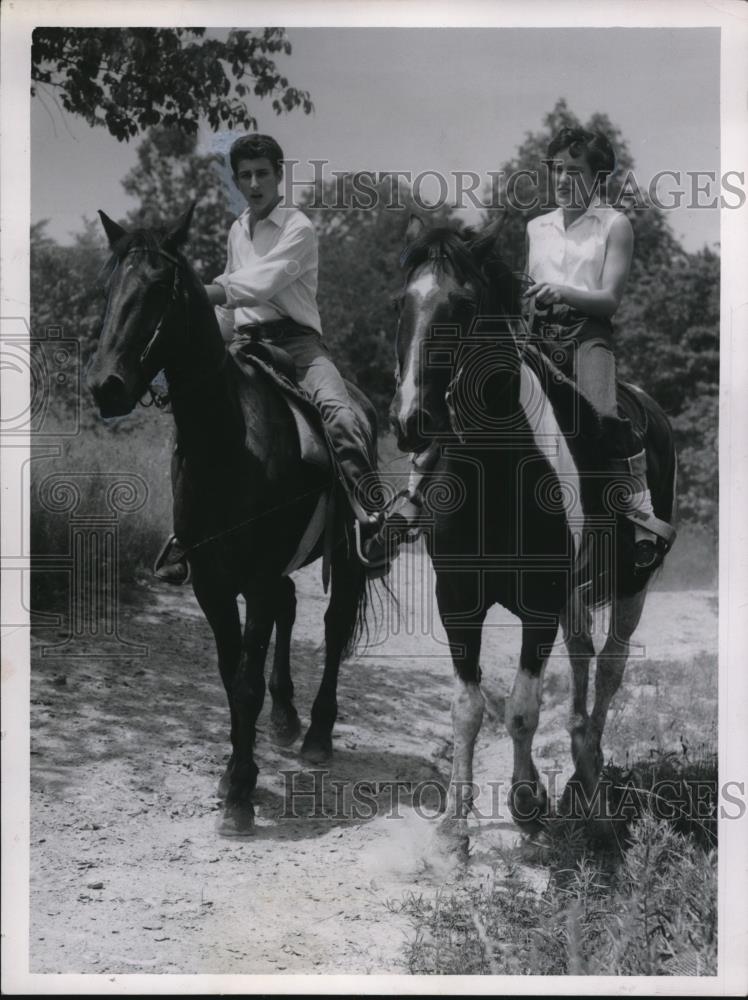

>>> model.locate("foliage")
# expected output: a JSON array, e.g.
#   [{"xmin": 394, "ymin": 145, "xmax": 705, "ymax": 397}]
[
  {"xmin": 30, "ymin": 101, "xmax": 719, "ymax": 530},
  {"xmin": 395, "ymin": 804, "xmax": 717, "ymax": 975},
  {"xmin": 303, "ymin": 177, "xmax": 456, "ymax": 421},
  {"xmin": 30, "ymin": 218, "xmax": 109, "ymax": 426},
  {"xmin": 31, "ymin": 27, "xmax": 312, "ymax": 141},
  {"xmin": 614, "ymin": 247, "xmax": 719, "ymax": 528},
  {"xmin": 120, "ymin": 127, "xmax": 235, "ymax": 282},
  {"xmin": 488, "ymin": 98, "xmax": 718, "ymax": 531}
]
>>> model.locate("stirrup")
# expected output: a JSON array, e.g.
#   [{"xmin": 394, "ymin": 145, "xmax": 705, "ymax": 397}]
[
  {"xmin": 386, "ymin": 488, "xmax": 424, "ymax": 542},
  {"xmin": 623, "ymin": 510, "xmax": 677, "ymax": 550},
  {"xmin": 634, "ymin": 539, "xmax": 660, "ymax": 572},
  {"xmin": 154, "ymin": 534, "xmax": 192, "ymax": 586},
  {"xmin": 353, "ymin": 520, "xmax": 392, "ymax": 578}
]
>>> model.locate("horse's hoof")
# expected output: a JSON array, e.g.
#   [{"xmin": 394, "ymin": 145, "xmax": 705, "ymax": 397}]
[
  {"xmin": 299, "ymin": 732, "xmax": 332, "ymax": 765},
  {"xmin": 425, "ymin": 821, "xmax": 470, "ymax": 868},
  {"xmin": 509, "ymin": 781, "xmax": 549, "ymax": 833},
  {"xmin": 271, "ymin": 713, "xmax": 302, "ymax": 747},
  {"xmin": 216, "ymin": 802, "xmax": 255, "ymax": 838},
  {"xmin": 521, "ymin": 827, "xmax": 552, "ymax": 850},
  {"xmin": 217, "ymin": 769, "xmax": 232, "ymax": 801}
]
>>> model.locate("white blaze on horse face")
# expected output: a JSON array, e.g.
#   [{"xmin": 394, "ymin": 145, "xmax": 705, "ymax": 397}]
[
  {"xmin": 397, "ymin": 272, "xmax": 441, "ymax": 426},
  {"xmin": 519, "ymin": 365, "xmax": 583, "ymax": 556}
]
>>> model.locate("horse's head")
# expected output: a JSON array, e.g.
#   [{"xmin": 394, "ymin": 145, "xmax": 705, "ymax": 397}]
[
  {"xmin": 87, "ymin": 205, "xmax": 195, "ymax": 417},
  {"xmin": 390, "ymin": 215, "xmax": 526, "ymax": 452}
]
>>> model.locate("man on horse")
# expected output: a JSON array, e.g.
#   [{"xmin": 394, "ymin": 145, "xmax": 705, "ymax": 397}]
[{"xmin": 156, "ymin": 133, "xmax": 396, "ymax": 582}]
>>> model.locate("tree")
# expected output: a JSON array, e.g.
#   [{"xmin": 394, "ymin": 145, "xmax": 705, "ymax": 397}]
[
  {"xmin": 120, "ymin": 127, "xmax": 234, "ymax": 282},
  {"xmin": 485, "ymin": 98, "xmax": 682, "ymax": 278},
  {"xmin": 302, "ymin": 176, "xmax": 456, "ymax": 421},
  {"xmin": 482, "ymin": 99, "xmax": 718, "ymax": 533},
  {"xmin": 31, "ymin": 27, "xmax": 312, "ymax": 141},
  {"xmin": 31, "ymin": 218, "xmax": 106, "ymax": 356}
]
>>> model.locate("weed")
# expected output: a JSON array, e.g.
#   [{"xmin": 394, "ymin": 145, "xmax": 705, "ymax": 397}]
[{"xmin": 395, "ymin": 752, "xmax": 718, "ymax": 976}]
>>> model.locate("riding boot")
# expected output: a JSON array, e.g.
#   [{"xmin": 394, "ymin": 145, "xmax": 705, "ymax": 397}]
[
  {"xmin": 599, "ymin": 416, "xmax": 677, "ymax": 571},
  {"xmin": 359, "ymin": 443, "xmax": 439, "ymax": 569},
  {"xmin": 357, "ymin": 488, "xmax": 414, "ymax": 578},
  {"xmin": 154, "ymin": 534, "xmax": 192, "ymax": 586}
]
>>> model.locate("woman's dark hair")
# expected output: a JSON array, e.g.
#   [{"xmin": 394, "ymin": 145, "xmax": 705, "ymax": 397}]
[
  {"xmin": 547, "ymin": 127, "xmax": 616, "ymax": 181},
  {"xmin": 229, "ymin": 134, "xmax": 285, "ymax": 176}
]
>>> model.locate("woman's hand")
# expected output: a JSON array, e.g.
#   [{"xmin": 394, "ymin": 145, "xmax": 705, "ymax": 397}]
[{"xmin": 525, "ymin": 281, "xmax": 567, "ymax": 306}]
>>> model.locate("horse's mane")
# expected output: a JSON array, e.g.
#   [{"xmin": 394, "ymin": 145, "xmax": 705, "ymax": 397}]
[
  {"xmin": 523, "ymin": 343, "xmax": 602, "ymax": 451},
  {"xmin": 401, "ymin": 227, "xmax": 485, "ymax": 287},
  {"xmin": 400, "ymin": 224, "xmax": 525, "ymax": 316}
]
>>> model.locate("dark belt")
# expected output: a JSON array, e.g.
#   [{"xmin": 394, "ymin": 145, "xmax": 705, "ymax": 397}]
[{"xmin": 236, "ymin": 318, "xmax": 320, "ymax": 342}]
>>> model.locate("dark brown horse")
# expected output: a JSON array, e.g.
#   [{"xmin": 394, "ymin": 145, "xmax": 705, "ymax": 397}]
[
  {"xmin": 88, "ymin": 206, "xmax": 376, "ymax": 836},
  {"xmin": 390, "ymin": 217, "xmax": 677, "ymax": 854}
]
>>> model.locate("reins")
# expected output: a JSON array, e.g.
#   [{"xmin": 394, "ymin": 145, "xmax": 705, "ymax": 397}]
[{"xmin": 114, "ymin": 245, "xmax": 227, "ymax": 408}]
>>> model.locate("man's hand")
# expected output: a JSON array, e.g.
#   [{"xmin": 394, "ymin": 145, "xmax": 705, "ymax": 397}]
[
  {"xmin": 204, "ymin": 283, "xmax": 228, "ymax": 306},
  {"xmin": 524, "ymin": 281, "xmax": 567, "ymax": 306}
]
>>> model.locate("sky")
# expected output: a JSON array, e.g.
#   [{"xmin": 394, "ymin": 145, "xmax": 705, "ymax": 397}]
[{"xmin": 31, "ymin": 27, "xmax": 721, "ymax": 251}]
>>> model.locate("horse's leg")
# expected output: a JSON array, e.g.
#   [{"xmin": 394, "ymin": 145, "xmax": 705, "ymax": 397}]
[
  {"xmin": 191, "ymin": 576, "xmax": 242, "ymax": 799},
  {"xmin": 218, "ymin": 583, "xmax": 276, "ymax": 837},
  {"xmin": 434, "ymin": 591, "xmax": 487, "ymax": 859},
  {"xmin": 567, "ymin": 586, "xmax": 648, "ymax": 821},
  {"xmin": 268, "ymin": 575, "xmax": 302, "ymax": 746},
  {"xmin": 557, "ymin": 595, "xmax": 597, "ymax": 815},
  {"xmin": 300, "ymin": 550, "xmax": 364, "ymax": 764},
  {"xmin": 505, "ymin": 622, "xmax": 558, "ymax": 833}
]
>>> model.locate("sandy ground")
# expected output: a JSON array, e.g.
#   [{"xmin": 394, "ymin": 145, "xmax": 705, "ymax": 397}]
[{"xmin": 29, "ymin": 548, "xmax": 717, "ymax": 975}]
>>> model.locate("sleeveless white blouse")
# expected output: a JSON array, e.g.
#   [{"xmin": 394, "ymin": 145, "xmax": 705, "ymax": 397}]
[{"xmin": 526, "ymin": 201, "xmax": 621, "ymax": 293}]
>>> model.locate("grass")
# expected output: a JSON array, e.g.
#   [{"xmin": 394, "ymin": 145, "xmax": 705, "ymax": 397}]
[
  {"xmin": 30, "ymin": 410, "xmax": 174, "ymax": 611},
  {"xmin": 394, "ymin": 641, "xmax": 719, "ymax": 979},
  {"xmin": 604, "ymin": 653, "xmax": 718, "ymax": 764},
  {"xmin": 392, "ymin": 748, "xmax": 718, "ymax": 976}
]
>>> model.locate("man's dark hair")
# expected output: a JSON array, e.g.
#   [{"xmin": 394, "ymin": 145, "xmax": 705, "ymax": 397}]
[
  {"xmin": 547, "ymin": 127, "xmax": 616, "ymax": 181},
  {"xmin": 229, "ymin": 134, "xmax": 285, "ymax": 176}
]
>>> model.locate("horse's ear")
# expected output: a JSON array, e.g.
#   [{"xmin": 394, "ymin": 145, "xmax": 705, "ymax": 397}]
[
  {"xmin": 404, "ymin": 213, "xmax": 425, "ymax": 245},
  {"xmin": 164, "ymin": 202, "xmax": 196, "ymax": 251},
  {"xmin": 98, "ymin": 211, "xmax": 127, "ymax": 249}
]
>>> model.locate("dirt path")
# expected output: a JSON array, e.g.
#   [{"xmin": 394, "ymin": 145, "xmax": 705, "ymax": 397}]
[{"xmin": 30, "ymin": 551, "xmax": 717, "ymax": 975}]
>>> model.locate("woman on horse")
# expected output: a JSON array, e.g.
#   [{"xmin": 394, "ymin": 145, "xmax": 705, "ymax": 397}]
[
  {"xmin": 380, "ymin": 126, "xmax": 675, "ymax": 571},
  {"xmin": 524, "ymin": 126, "xmax": 675, "ymax": 570}
]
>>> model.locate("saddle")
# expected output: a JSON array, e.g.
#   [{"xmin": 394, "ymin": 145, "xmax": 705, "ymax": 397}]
[
  {"xmin": 523, "ymin": 343, "xmax": 649, "ymax": 450},
  {"xmin": 230, "ymin": 338, "xmax": 331, "ymax": 469},
  {"xmin": 229, "ymin": 339, "xmax": 335, "ymax": 582}
]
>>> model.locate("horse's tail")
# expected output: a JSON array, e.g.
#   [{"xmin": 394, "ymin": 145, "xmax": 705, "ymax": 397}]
[
  {"xmin": 333, "ymin": 513, "xmax": 397, "ymax": 660},
  {"xmin": 342, "ymin": 571, "xmax": 397, "ymax": 661}
]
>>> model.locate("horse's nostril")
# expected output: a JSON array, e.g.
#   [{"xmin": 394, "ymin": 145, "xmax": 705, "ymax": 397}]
[
  {"xmin": 91, "ymin": 373, "xmax": 131, "ymax": 417},
  {"xmin": 102, "ymin": 374, "xmax": 126, "ymax": 394}
]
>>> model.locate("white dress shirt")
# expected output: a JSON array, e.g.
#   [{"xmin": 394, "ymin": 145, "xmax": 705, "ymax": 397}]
[
  {"xmin": 527, "ymin": 200, "xmax": 621, "ymax": 293},
  {"xmin": 213, "ymin": 203, "xmax": 323, "ymax": 339}
]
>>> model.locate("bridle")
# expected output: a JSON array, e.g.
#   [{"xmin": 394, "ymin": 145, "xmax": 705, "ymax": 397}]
[
  {"xmin": 112, "ymin": 244, "xmax": 226, "ymax": 409},
  {"xmin": 398, "ymin": 253, "xmax": 535, "ymax": 441},
  {"xmin": 121, "ymin": 245, "xmax": 184, "ymax": 376}
]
